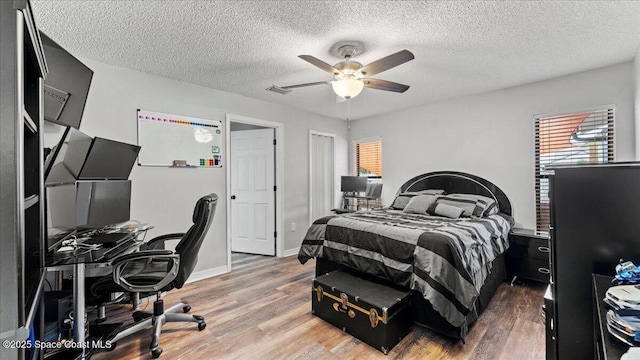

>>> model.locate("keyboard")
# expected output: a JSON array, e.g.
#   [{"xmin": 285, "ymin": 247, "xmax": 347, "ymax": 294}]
[{"xmin": 81, "ymin": 232, "xmax": 132, "ymax": 248}]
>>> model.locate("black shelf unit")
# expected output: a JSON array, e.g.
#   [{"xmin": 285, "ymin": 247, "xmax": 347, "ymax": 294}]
[{"xmin": 0, "ymin": 1, "xmax": 48, "ymax": 359}]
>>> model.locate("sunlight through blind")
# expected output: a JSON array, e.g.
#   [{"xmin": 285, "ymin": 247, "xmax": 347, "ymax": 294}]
[
  {"xmin": 534, "ymin": 108, "xmax": 614, "ymax": 231},
  {"xmin": 356, "ymin": 139, "xmax": 382, "ymax": 178}
]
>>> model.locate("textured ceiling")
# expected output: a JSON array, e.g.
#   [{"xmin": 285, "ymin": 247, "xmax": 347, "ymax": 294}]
[{"xmin": 31, "ymin": 1, "xmax": 640, "ymax": 121}]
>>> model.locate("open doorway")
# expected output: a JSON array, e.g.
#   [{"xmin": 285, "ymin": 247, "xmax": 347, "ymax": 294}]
[
  {"xmin": 225, "ymin": 114, "xmax": 283, "ymax": 271},
  {"xmin": 309, "ymin": 131, "xmax": 336, "ymax": 225}
]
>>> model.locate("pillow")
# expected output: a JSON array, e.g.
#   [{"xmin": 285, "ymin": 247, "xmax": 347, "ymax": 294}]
[
  {"xmin": 391, "ymin": 189, "xmax": 445, "ymax": 210},
  {"xmin": 402, "ymin": 194, "xmax": 439, "ymax": 214},
  {"xmin": 427, "ymin": 203, "xmax": 464, "ymax": 219},
  {"xmin": 447, "ymin": 193, "xmax": 499, "ymax": 217},
  {"xmin": 413, "ymin": 189, "xmax": 446, "ymax": 195},
  {"xmin": 391, "ymin": 194, "xmax": 414, "ymax": 210},
  {"xmin": 433, "ymin": 196, "xmax": 478, "ymax": 217}
]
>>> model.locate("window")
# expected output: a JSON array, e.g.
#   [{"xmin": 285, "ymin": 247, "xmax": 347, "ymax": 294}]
[
  {"xmin": 534, "ymin": 108, "xmax": 614, "ymax": 231},
  {"xmin": 355, "ymin": 139, "xmax": 382, "ymax": 179},
  {"xmin": 354, "ymin": 139, "xmax": 382, "ymax": 208}
]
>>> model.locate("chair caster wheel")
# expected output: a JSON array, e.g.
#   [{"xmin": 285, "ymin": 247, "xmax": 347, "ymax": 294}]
[
  {"xmin": 151, "ymin": 347, "xmax": 162, "ymax": 358},
  {"xmin": 198, "ymin": 322, "xmax": 206, "ymax": 331},
  {"xmin": 183, "ymin": 305, "xmax": 191, "ymax": 313}
]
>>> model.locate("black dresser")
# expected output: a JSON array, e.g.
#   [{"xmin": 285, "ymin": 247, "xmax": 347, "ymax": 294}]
[{"xmin": 548, "ymin": 163, "xmax": 640, "ymax": 360}]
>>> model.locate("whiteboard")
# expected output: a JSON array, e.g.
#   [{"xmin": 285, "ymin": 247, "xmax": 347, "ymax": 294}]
[{"xmin": 137, "ymin": 110, "xmax": 222, "ymax": 167}]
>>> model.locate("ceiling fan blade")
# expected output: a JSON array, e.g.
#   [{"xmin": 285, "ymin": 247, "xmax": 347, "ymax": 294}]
[
  {"xmin": 363, "ymin": 78, "xmax": 410, "ymax": 93},
  {"xmin": 358, "ymin": 50, "xmax": 414, "ymax": 77},
  {"xmin": 299, "ymin": 55, "xmax": 343, "ymax": 76}
]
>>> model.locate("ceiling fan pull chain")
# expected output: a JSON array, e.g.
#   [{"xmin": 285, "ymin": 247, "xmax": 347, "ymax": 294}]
[{"xmin": 347, "ymin": 99, "xmax": 351, "ymax": 133}]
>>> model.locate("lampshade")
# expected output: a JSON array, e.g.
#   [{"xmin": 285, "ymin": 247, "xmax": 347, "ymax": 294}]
[{"xmin": 332, "ymin": 78, "xmax": 364, "ymax": 99}]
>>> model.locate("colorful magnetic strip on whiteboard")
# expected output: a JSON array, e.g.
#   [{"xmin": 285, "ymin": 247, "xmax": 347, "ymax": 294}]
[
  {"xmin": 138, "ymin": 114, "xmax": 218, "ymax": 128},
  {"xmin": 199, "ymin": 156, "xmax": 221, "ymax": 167}
]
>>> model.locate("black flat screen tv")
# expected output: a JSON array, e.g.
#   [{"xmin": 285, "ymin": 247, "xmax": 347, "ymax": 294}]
[
  {"xmin": 40, "ymin": 32, "xmax": 93, "ymax": 129},
  {"xmin": 341, "ymin": 176, "xmax": 368, "ymax": 193}
]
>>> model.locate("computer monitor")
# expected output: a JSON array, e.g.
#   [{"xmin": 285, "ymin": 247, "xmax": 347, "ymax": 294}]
[
  {"xmin": 77, "ymin": 138, "xmax": 141, "ymax": 180},
  {"xmin": 43, "ymin": 122, "xmax": 71, "ymax": 180},
  {"xmin": 45, "ymin": 127, "xmax": 141, "ymax": 185},
  {"xmin": 40, "ymin": 32, "xmax": 93, "ymax": 129},
  {"xmin": 47, "ymin": 180, "xmax": 132, "ymax": 248},
  {"xmin": 340, "ymin": 176, "xmax": 368, "ymax": 193}
]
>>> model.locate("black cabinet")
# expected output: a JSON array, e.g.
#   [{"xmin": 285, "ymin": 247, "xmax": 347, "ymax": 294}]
[
  {"xmin": 549, "ymin": 164, "xmax": 640, "ymax": 360},
  {"xmin": 506, "ymin": 228, "xmax": 550, "ymax": 284}
]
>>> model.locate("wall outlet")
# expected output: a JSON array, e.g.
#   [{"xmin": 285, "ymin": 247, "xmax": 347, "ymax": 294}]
[{"xmin": 290, "ymin": 222, "xmax": 296, "ymax": 232}]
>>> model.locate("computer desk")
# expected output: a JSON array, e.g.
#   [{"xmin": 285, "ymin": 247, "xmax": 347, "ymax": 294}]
[{"xmin": 45, "ymin": 227, "xmax": 151, "ymax": 358}]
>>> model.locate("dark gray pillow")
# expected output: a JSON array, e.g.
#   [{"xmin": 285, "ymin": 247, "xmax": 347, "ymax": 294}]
[{"xmin": 447, "ymin": 193, "xmax": 499, "ymax": 217}]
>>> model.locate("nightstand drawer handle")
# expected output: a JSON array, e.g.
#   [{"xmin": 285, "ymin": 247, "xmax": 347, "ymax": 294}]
[
  {"xmin": 538, "ymin": 267, "xmax": 551, "ymax": 275},
  {"xmin": 537, "ymin": 246, "xmax": 550, "ymax": 253}
]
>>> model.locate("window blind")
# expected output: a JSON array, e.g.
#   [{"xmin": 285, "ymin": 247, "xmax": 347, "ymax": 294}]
[
  {"xmin": 534, "ymin": 108, "xmax": 614, "ymax": 231},
  {"xmin": 354, "ymin": 139, "xmax": 382, "ymax": 209},
  {"xmin": 356, "ymin": 139, "xmax": 382, "ymax": 178}
]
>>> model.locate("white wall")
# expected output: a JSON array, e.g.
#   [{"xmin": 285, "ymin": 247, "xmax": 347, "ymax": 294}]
[
  {"xmin": 350, "ymin": 61, "xmax": 635, "ymax": 229},
  {"xmin": 78, "ymin": 59, "xmax": 348, "ymax": 275}
]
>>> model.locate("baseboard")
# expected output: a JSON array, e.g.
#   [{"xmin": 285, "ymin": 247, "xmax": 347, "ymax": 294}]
[
  {"xmin": 283, "ymin": 247, "xmax": 300, "ymax": 257},
  {"xmin": 186, "ymin": 265, "xmax": 228, "ymax": 284}
]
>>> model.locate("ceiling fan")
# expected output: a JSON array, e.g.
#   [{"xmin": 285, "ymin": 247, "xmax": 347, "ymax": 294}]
[{"xmin": 267, "ymin": 42, "xmax": 414, "ymax": 100}]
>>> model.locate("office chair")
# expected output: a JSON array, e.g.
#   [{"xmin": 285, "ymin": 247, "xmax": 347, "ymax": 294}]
[
  {"xmin": 364, "ymin": 183, "xmax": 383, "ymax": 209},
  {"xmin": 90, "ymin": 193, "xmax": 218, "ymax": 358}
]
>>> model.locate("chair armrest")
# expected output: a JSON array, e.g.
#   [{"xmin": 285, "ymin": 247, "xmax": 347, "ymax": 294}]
[
  {"xmin": 143, "ymin": 233, "xmax": 185, "ymax": 250},
  {"xmin": 111, "ymin": 250, "xmax": 180, "ymax": 293},
  {"xmin": 111, "ymin": 249, "xmax": 174, "ymax": 264}
]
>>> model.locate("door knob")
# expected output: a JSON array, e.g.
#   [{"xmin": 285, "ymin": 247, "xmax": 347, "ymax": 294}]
[{"xmin": 231, "ymin": 195, "xmax": 236, "ymax": 200}]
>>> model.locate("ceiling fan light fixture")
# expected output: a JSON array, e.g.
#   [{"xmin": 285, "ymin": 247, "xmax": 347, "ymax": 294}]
[{"xmin": 332, "ymin": 78, "xmax": 364, "ymax": 99}]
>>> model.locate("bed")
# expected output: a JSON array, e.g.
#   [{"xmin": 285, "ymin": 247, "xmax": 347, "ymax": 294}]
[{"xmin": 298, "ymin": 171, "xmax": 514, "ymax": 340}]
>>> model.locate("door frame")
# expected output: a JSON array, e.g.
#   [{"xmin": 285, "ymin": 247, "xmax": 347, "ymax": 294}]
[
  {"xmin": 308, "ymin": 130, "xmax": 336, "ymax": 226},
  {"xmin": 226, "ymin": 114, "xmax": 284, "ymax": 271}
]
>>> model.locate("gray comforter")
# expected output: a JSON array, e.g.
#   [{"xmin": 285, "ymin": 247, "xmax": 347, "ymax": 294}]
[{"xmin": 298, "ymin": 209, "xmax": 513, "ymax": 332}]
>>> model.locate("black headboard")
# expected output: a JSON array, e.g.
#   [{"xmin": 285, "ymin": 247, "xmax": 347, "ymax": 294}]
[{"xmin": 397, "ymin": 171, "xmax": 512, "ymax": 216}]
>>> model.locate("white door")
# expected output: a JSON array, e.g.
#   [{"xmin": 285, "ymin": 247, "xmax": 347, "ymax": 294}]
[
  {"xmin": 310, "ymin": 133, "xmax": 335, "ymax": 222},
  {"xmin": 230, "ymin": 128, "xmax": 275, "ymax": 255}
]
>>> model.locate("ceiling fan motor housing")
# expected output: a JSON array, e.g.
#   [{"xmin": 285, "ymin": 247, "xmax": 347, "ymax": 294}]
[{"xmin": 334, "ymin": 61, "xmax": 363, "ymax": 77}]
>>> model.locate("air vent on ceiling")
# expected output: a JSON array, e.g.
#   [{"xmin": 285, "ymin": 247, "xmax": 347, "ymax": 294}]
[{"xmin": 266, "ymin": 85, "xmax": 292, "ymax": 95}]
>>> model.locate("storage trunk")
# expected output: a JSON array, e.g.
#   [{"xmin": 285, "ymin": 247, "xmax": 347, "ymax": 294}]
[{"xmin": 312, "ymin": 271, "xmax": 412, "ymax": 354}]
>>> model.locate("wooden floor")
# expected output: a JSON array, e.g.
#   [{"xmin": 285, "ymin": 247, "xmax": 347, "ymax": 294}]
[{"xmin": 92, "ymin": 255, "xmax": 546, "ymax": 360}]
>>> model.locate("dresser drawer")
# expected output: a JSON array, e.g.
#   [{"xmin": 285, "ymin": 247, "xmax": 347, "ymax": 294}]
[
  {"xmin": 506, "ymin": 256, "xmax": 550, "ymax": 283},
  {"xmin": 508, "ymin": 234, "xmax": 550, "ymax": 261}
]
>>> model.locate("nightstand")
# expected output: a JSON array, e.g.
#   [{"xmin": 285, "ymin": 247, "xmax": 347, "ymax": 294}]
[{"xmin": 506, "ymin": 228, "xmax": 550, "ymax": 284}]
